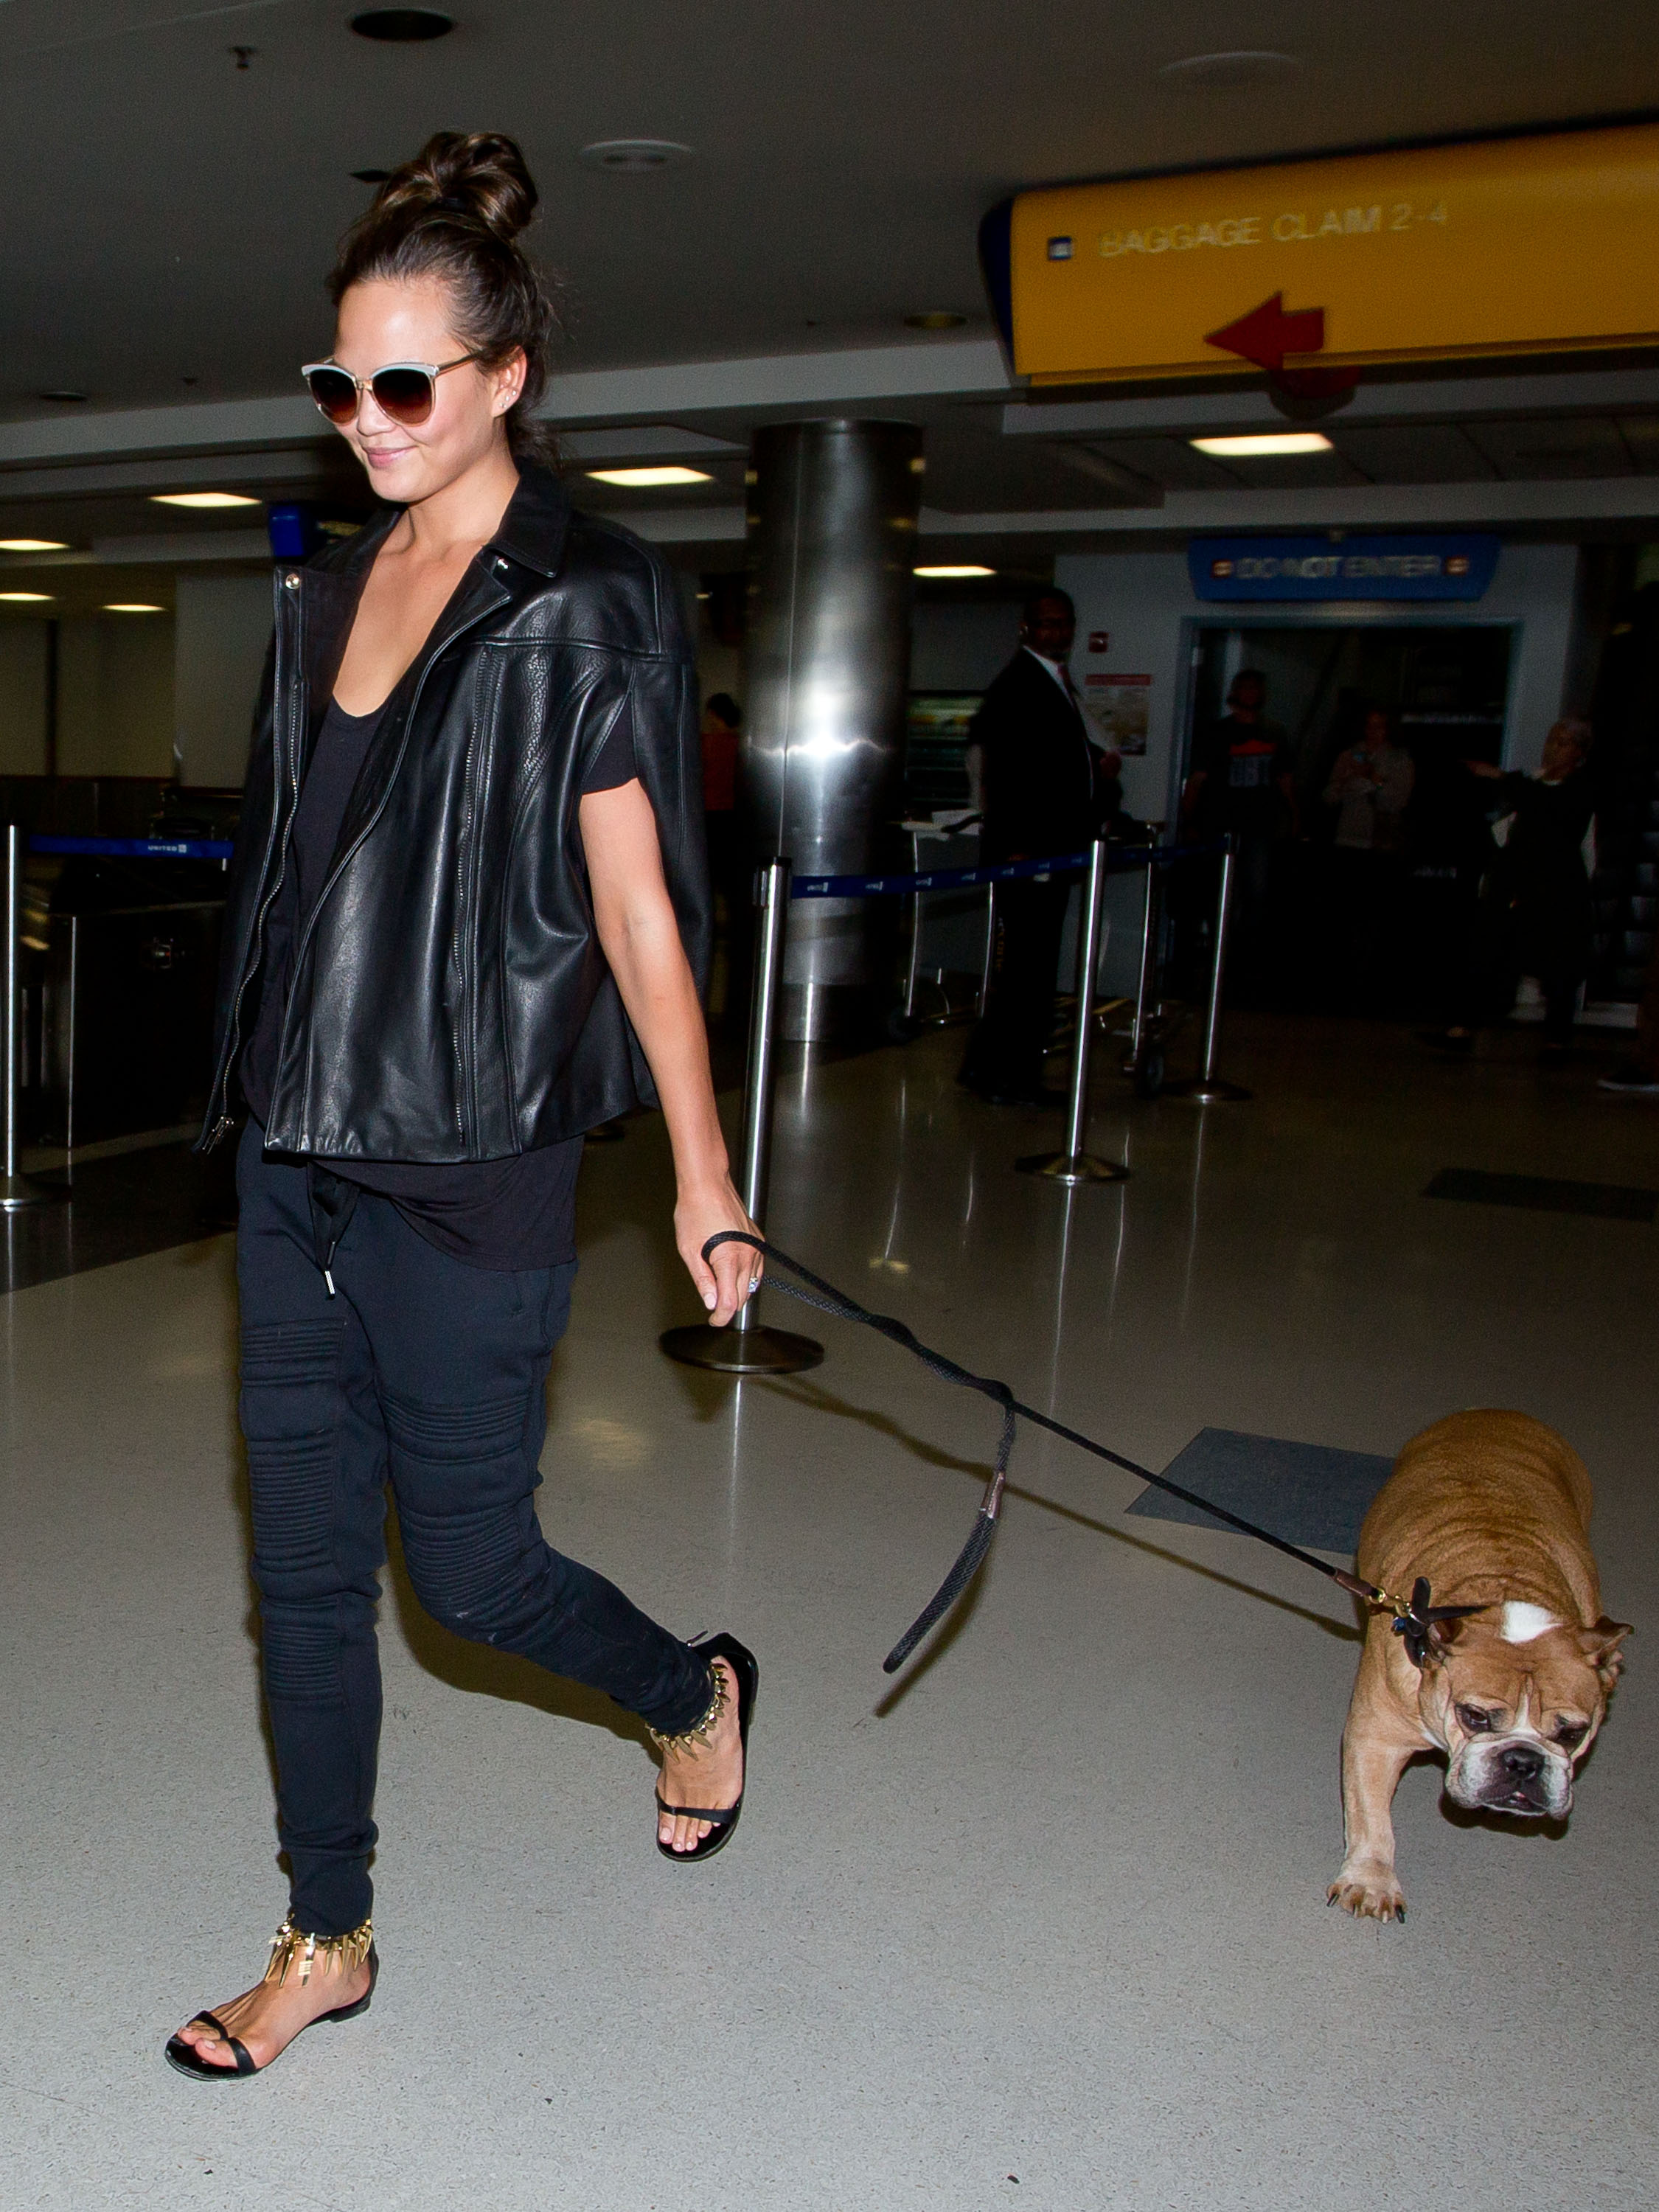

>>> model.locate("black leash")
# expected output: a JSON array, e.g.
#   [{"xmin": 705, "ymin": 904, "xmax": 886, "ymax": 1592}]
[{"xmin": 703, "ymin": 1233, "xmax": 1482, "ymax": 1672}]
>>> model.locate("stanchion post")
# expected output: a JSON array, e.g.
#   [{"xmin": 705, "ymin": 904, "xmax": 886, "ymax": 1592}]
[
  {"xmin": 1015, "ymin": 837, "xmax": 1129, "ymax": 1186},
  {"xmin": 731, "ymin": 858, "xmax": 788, "ymax": 1338},
  {"xmin": 1164, "ymin": 835, "xmax": 1252, "ymax": 1104},
  {"xmin": 1128, "ymin": 849, "xmax": 1158, "ymax": 1065},
  {"xmin": 1, "ymin": 825, "xmax": 54, "ymax": 1213},
  {"xmin": 977, "ymin": 880, "xmax": 997, "ymax": 1017},
  {"xmin": 661, "ymin": 858, "xmax": 824, "ymax": 1374}
]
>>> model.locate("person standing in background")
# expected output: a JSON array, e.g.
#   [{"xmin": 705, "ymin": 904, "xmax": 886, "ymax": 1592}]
[
  {"xmin": 1425, "ymin": 718, "xmax": 1595, "ymax": 1063},
  {"xmin": 959, "ymin": 588, "xmax": 1121, "ymax": 1105},
  {"xmin": 1323, "ymin": 706, "xmax": 1415, "ymax": 1006},
  {"xmin": 1180, "ymin": 669, "xmax": 1298, "ymax": 995}
]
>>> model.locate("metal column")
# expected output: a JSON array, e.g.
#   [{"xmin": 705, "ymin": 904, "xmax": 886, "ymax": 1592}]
[{"xmin": 742, "ymin": 420, "xmax": 924, "ymax": 1042}]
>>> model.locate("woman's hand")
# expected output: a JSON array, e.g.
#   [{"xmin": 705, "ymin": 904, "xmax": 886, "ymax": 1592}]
[{"xmin": 675, "ymin": 1176, "xmax": 762, "ymax": 1326}]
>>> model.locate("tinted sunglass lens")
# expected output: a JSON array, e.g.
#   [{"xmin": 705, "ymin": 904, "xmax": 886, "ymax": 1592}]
[
  {"xmin": 306, "ymin": 369, "xmax": 358, "ymax": 423},
  {"xmin": 370, "ymin": 367, "xmax": 436, "ymax": 424}
]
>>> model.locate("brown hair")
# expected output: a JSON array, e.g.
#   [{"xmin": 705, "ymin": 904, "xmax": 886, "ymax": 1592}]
[{"xmin": 327, "ymin": 131, "xmax": 560, "ymax": 466}]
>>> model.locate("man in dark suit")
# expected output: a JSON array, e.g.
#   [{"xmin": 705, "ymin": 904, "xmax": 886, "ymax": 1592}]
[{"xmin": 959, "ymin": 588, "xmax": 1121, "ymax": 1104}]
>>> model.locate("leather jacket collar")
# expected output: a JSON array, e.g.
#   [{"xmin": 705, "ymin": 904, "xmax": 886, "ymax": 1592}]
[{"xmin": 327, "ymin": 461, "xmax": 574, "ymax": 581}]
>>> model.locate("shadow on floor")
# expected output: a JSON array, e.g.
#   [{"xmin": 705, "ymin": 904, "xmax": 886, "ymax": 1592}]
[{"xmin": 0, "ymin": 1136, "xmax": 239, "ymax": 1294}]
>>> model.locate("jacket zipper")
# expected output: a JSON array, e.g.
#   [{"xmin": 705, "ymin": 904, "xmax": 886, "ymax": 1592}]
[
  {"xmin": 202, "ymin": 568, "xmax": 307, "ymax": 1148},
  {"xmin": 453, "ymin": 647, "xmax": 502, "ymax": 1150},
  {"xmin": 274, "ymin": 566, "xmax": 512, "ymax": 1152}
]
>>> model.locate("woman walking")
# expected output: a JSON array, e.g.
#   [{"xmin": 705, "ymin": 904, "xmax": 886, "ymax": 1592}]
[{"xmin": 167, "ymin": 133, "xmax": 758, "ymax": 2080}]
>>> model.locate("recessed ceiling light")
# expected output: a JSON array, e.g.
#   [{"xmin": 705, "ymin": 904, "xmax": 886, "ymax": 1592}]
[
  {"xmin": 1160, "ymin": 50, "xmax": 1301, "ymax": 87},
  {"xmin": 349, "ymin": 9, "xmax": 453, "ymax": 39},
  {"xmin": 104, "ymin": 602, "xmax": 167, "ymax": 614},
  {"xmin": 914, "ymin": 565, "xmax": 997, "ymax": 580},
  {"xmin": 39, "ymin": 389, "xmax": 88, "ymax": 403},
  {"xmin": 150, "ymin": 490, "xmax": 262, "ymax": 508},
  {"xmin": 0, "ymin": 538, "xmax": 69, "ymax": 552},
  {"xmin": 0, "ymin": 591, "xmax": 52, "ymax": 602},
  {"xmin": 580, "ymin": 140, "xmax": 693, "ymax": 173},
  {"xmin": 905, "ymin": 313, "xmax": 967, "ymax": 331},
  {"xmin": 1191, "ymin": 431, "xmax": 1332, "ymax": 456},
  {"xmin": 586, "ymin": 465, "xmax": 712, "ymax": 487}
]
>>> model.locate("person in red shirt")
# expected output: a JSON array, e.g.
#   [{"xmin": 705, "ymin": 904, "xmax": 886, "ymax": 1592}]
[
  {"xmin": 1180, "ymin": 668, "xmax": 1298, "ymax": 994},
  {"xmin": 701, "ymin": 690, "xmax": 741, "ymax": 817}
]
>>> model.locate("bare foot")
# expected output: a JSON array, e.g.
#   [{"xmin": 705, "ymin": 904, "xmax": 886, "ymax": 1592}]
[
  {"xmin": 170, "ymin": 1949, "xmax": 372, "ymax": 2072},
  {"xmin": 655, "ymin": 1656, "xmax": 743, "ymax": 1855}
]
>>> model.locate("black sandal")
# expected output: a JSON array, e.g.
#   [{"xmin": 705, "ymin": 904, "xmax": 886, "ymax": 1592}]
[
  {"xmin": 653, "ymin": 1631, "xmax": 758, "ymax": 1865},
  {"xmin": 165, "ymin": 1921, "xmax": 378, "ymax": 2081}
]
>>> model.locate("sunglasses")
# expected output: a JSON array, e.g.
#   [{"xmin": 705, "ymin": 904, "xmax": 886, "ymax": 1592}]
[{"xmin": 301, "ymin": 352, "xmax": 484, "ymax": 427}]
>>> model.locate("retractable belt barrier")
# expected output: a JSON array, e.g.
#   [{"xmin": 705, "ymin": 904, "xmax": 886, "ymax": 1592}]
[
  {"xmin": 788, "ymin": 838, "xmax": 1222, "ymax": 902},
  {"xmin": 703, "ymin": 1230, "xmax": 1480, "ymax": 1677},
  {"xmin": 30, "ymin": 834, "xmax": 234, "ymax": 861}
]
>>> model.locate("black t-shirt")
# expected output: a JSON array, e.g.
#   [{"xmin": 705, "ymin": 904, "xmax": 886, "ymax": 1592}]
[
  {"xmin": 1189, "ymin": 714, "xmax": 1293, "ymax": 842},
  {"xmin": 240, "ymin": 692, "xmax": 639, "ymax": 1270}
]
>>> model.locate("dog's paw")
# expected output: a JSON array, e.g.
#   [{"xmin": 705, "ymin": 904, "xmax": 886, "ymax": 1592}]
[{"xmin": 1326, "ymin": 1865, "xmax": 1407, "ymax": 1921}]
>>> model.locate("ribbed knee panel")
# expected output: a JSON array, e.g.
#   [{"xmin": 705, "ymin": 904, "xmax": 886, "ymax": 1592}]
[
  {"xmin": 241, "ymin": 1317, "xmax": 368, "ymax": 1704},
  {"xmin": 383, "ymin": 1385, "xmax": 551, "ymax": 1648}
]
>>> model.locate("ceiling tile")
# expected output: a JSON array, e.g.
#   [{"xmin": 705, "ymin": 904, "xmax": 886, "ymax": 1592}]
[
  {"xmin": 1326, "ymin": 423, "xmax": 1495, "ymax": 484},
  {"xmin": 1466, "ymin": 415, "xmax": 1632, "ymax": 478},
  {"xmin": 1079, "ymin": 437, "xmax": 1242, "ymax": 492},
  {"xmin": 1616, "ymin": 417, "xmax": 1659, "ymax": 472}
]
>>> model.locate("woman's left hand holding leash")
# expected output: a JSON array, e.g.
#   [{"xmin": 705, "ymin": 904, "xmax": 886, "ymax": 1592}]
[{"xmin": 677, "ymin": 1178, "xmax": 762, "ymax": 1326}]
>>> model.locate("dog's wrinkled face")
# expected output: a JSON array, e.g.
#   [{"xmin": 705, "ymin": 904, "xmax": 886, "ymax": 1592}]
[{"xmin": 1417, "ymin": 1602, "xmax": 1630, "ymax": 1819}]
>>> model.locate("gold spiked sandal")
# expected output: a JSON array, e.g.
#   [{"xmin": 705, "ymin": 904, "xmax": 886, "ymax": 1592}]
[
  {"xmin": 164, "ymin": 1915, "xmax": 378, "ymax": 2081},
  {"xmin": 651, "ymin": 1632, "xmax": 759, "ymax": 1864}
]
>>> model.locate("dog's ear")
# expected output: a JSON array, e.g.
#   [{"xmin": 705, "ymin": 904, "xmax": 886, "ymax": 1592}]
[
  {"xmin": 1577, "ymin": 1618, "xmax": 1632, "ymax": 1686},
  {"xmin": 1424, "ymin": 1614, "xmax": 1470, "ymax": 1661}
]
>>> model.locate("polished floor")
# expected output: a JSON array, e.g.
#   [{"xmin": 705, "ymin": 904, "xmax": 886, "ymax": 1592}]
[{"xmin": 1, "ymin": 1016, "xmax": 1653, "ymax": 2211}]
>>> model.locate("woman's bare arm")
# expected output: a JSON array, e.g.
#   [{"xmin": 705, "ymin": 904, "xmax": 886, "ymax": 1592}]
[{"xmin": 580, "ymin": 777, "xmax": 757, "ymax": 1325}]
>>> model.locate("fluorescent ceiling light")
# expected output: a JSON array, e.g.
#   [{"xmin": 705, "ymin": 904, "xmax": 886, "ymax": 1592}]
[
  {"xmin": 150, "ymin": 490, "xmax": 261, "ymax": 508},
  {"xmin": 585, "ymin": 465, "xmax": 712, "ymax": 488},
  {"xmin": 0, "ymin": 591, "xmax": 52, "ymax": 602},
  {"xmin": 105, "ymin": 602, "xmax": 166, "ymax": 613},
  {"xmin": 914, "ymin": 564, "xmax": 996, "ymax": 579},
  {"xmin": 0, "ymin": 537, "xmax": 69, "ymax": 552},
  {"xmin": 1190, "ymin": 431, "xmax": 1332, "ymax": 456}
]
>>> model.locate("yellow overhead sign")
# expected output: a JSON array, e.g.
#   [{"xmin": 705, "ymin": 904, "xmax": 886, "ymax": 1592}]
[{"xmin": 1006, "ymin": 122, "xmax": 1659, "ymax": 385}]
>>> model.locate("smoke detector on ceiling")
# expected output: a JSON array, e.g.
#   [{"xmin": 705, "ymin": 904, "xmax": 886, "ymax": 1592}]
[{"xmin": 580, "ymin": 140, "xmax": 694, "ymax": 173}]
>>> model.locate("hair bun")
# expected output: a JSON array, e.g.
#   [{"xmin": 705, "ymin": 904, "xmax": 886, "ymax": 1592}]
[{"xmin": 374, "ymin": 130, "xmax": 538, "ymax": 243}]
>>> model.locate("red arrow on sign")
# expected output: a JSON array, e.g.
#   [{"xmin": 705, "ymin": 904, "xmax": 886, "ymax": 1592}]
[{"xmin": 1206, "ymin": 293, "xmax": 1326, "ymax": 372}]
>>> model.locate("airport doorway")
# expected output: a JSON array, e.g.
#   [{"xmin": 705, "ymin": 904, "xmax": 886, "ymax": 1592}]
[{"xmin": 1177, "ymin": 619, "xmax": 1517, "ymax": 1015}]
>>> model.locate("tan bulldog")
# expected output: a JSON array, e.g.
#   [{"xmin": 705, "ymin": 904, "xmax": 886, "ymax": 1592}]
[{"xmin": 1329, "ymin": 1409, "xmax": 1630, "ymax": 1921}]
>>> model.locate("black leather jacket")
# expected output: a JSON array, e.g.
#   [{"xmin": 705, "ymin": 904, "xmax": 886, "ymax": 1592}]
[{"xmin": 199, "ymin": 466, "xmax": 709, "ymax": 1160}]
